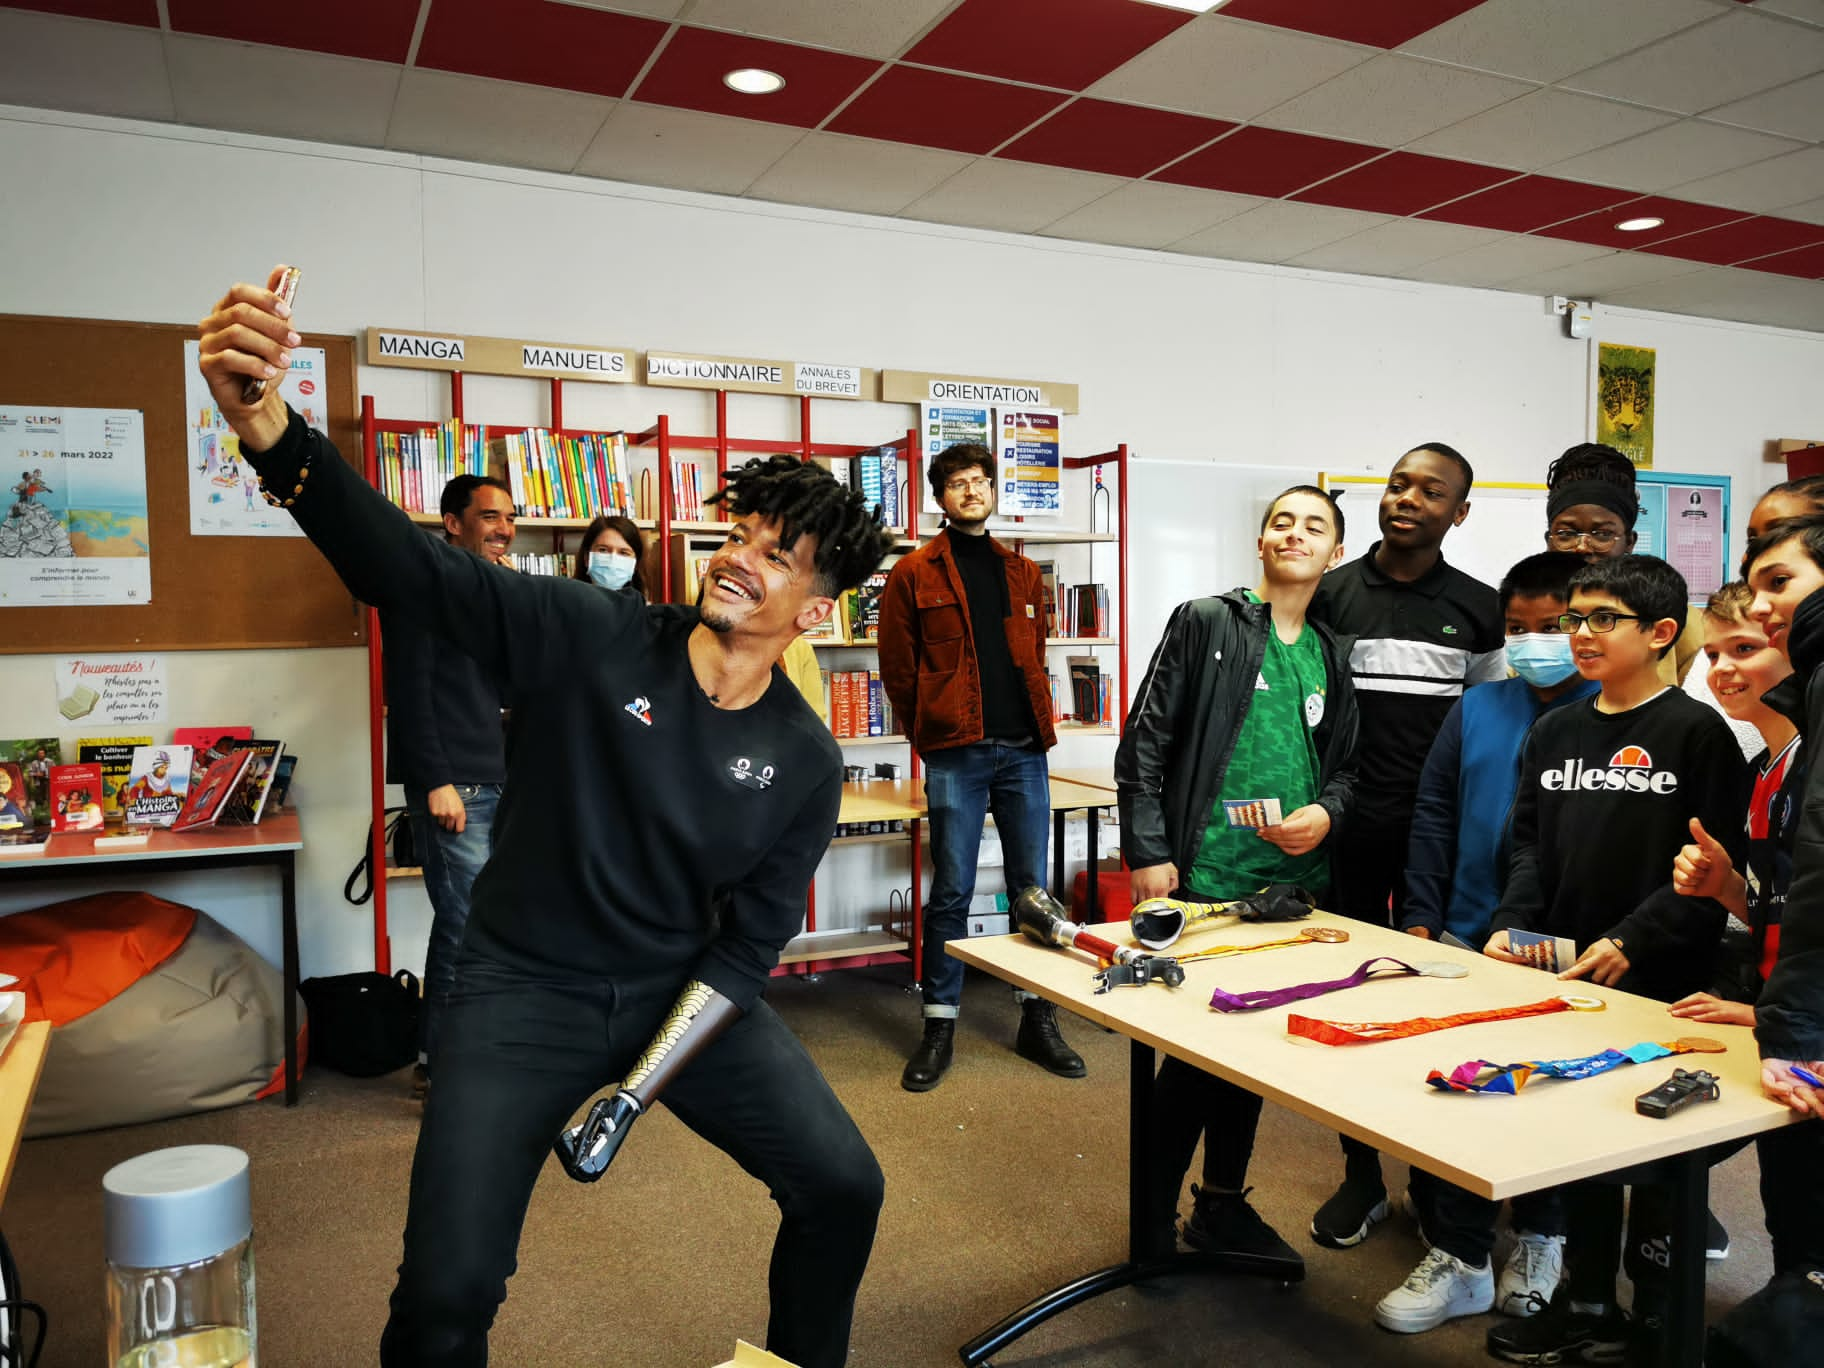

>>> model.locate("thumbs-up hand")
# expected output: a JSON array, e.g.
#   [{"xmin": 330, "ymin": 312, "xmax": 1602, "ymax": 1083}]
[{"xmin": 1672, "ymin": 816, "xmax": 1734, "ymax": 899}]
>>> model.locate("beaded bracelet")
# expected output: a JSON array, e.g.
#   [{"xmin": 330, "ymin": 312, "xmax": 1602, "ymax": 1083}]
[{"xmin": 257, "ymin": 445, "xmax": 313, "ymax": 508}]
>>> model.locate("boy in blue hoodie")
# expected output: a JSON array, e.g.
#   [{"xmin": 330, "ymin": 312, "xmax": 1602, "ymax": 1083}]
[{"xmin": 1374, "ymin": 552, "xmax": 1596, "ymax": 1334}]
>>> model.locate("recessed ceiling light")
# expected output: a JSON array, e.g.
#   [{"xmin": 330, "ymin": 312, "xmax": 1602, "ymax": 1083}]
[
  {"xmin": 1616, "ymin": 216, "xmax": 1665, "ymax": 232},
  {"xmin": 723, "ymin": 68, "xmax": 785, "ymax": 95},
  {"xmin": 1141, "ymin": 0, "xmax": 1229, "ymax": 10}
]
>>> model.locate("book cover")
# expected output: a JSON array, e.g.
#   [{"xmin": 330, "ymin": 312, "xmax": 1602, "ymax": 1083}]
[
  {"xmin": 1067, "ymin": 655, "xmax": 1101, "ymax": 722},
  {"xmin": 174, "ymin": 749, "xmax": 254, "ymax": 832},
  {"xmin": 172, "ymin": 726, "xmax": 252, "ymax": 751},
  {"xmin": 867, "ymin": 670, "xmax": 884, "ymax": 736},
  {"xmin": 122, "ymin": 745, "xmax": 192, "ymax": 828},
  {"xmin": 846, "ymin": 569, "xmax": 891, "ymax": 643},
  {"xmin": 2, "ymin": 739, "xmax": 62, "ymax": 826},
  {"xmin": 0, "ymin": 762, "xmax": 33, "ymax": 831},
  {"xmin": 78, "ymin": 735, "xmax": 153, "ymax": 822},
  {"xmin": 50, "ymin": 764, "xmax": 106, "ymax": 832},
  {"xmin": 224, "ymin": 739, "xmax": 286, "ymax": 824},
  {"xmin": 1507, "ymin": 929, "xmax": 1581, "ymax": 974},
  {"xmin": 268, "ymin": 754, "xmax": 298, "ymax": 811}
]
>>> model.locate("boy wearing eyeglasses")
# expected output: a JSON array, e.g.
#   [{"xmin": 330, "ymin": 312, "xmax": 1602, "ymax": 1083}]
[{"xmin": 1482, "ymin": 555, "xmax": 1748, "ymax": 1366}]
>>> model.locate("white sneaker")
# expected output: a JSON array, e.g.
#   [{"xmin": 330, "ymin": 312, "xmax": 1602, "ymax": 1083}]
[
  {"xmin": 1374, "ymin": 1246, "xmax": 1495, "ymax": 1333},
  {"xmin": 1496, "ymin": 1230, "xmax": 1566, "ymax": 1318}
]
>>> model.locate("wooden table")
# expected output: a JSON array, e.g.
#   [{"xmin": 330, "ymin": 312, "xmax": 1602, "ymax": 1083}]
[
  {"xmin": 1049, "ymin": 767, "xmax": 1116, "ymax": 793},
  {"xmin": 1048, "ymin": 777, "xmax": 1118, "ymax": 920},
  {"xmin": 950, "ymin": 911, "xmax": 1794, "ymax": 1368},
  {"xmin": 0, "ymin": 1022, "xmax": 50, "ymax": 1210},
  {"xmin": 0, "ymin": 814, "xmax": 305, "ymax": 1105}
]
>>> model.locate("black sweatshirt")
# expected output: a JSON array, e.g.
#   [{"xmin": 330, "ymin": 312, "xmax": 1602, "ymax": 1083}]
[
  {"xmin": 1489, "ymin": 688, "xmax": 1750, "ymax": 1002},
  {"xmin": 381, "ymin": 590, "xmax": 507, "ymax": 788},
  {"xmin": 246, "ymin": 409, "xmax": 840, "ymax": 1010},
  {"xmin": 948, "ymin": 530, "xmax": 1034, "ymax": 742}
]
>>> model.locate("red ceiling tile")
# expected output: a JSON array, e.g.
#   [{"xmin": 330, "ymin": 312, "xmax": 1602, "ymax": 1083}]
[
  {"xmin": 631, "ymin": 27, "xmax": 881, "ymax": 128},
  {"xmin": 997, "ymin": 99, "xmax": 1231, "ymax": 178},
  {"xmin": 906, "ymin": 0, "xmax": 1192, "ymax": 91},
  {"xmin": 415, "ymin": 0, "xmax": 666, "ymax": 98},
  {"xmin": 1742, "ymin": 243, "xmax": 1824, "ymax": 279},
  {"xmin": 1418, "ymin": 176, "xmax": 1638, "ymax": 233},
  {"xmin": 1151, "ymin": 125, "xmax": 1380, "ymax": 198},
  {"xmin": 1218, "ymin": 0, "xmax": 1484, "ymax": 48},
  {"xmin": 1637, "ymin": 215, "xmax": 1824, "ymax": 266},
  {"xmin": 9, "ymin": 0, "xmax": 156, "ymax": 23},
  {"xmin": 1534, "ymin": 197, "xmax": 1754, "ymax": 251},
  {"xmin": 1291, "ymin": 151, "xmax": 1514, "ymax": 216},
  {"xmin": 828, "ymin": 66, "xmax": 1068, "ymax": 156},
  {"xmin": 170, "ymin": 0, "xmax": 421, "ymax": 63}
]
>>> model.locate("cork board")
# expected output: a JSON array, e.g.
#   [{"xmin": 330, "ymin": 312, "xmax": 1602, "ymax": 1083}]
[{"xmin": 0, "ymin": 314, "xmax": 365, "ymax": 652}]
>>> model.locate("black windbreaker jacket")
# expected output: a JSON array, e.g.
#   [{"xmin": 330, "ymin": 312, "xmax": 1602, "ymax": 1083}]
[{"xmin": 1116, "ymin": 591, "xmax": 1360, "ymax": 887}]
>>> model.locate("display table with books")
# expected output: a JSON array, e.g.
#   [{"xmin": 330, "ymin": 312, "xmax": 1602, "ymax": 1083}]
[{"xmin": 0, "ymin": 813, "xmax": 305, "ymax": 1106}]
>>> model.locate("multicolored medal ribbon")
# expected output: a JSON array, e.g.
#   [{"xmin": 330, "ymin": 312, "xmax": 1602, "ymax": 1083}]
[
  {"xmin": 1425, "ymin": 1036, "xmax": 1727, "ymax": 1095},
  {"xmin": 1287, "ymin": 993, "xmax": 1606, "ymax": 1045},
  {"xmin": 1178, "ymin": 926, "xmax": 1348, "ymax": 968},
  {"xmin": 1209, "ymin": 955, "xmax": 1465, "ymax": 1014}
]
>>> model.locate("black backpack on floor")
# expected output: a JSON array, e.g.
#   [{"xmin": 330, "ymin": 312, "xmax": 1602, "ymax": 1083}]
[
  {"xmin": 299, "ymin": 969, "xmax": 421, "ymax": 1077},
  {"xmin": 1708, "ymin": 1268, "xmax": 1824, "ymax": 1368}
]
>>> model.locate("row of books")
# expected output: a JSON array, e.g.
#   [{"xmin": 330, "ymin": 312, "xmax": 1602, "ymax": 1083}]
[
  {"xmin": 488, "ymin": 429, "xmax": 638, "ymax": 522},
  {"xmin": 1062, "ymin": 655, "xmax": 1115, "ymax": 726},
  {"xmin": 1034, "ymin": 563, "xmax": 1111, "ymax": 638},
  {"xmin": 847, "ymin": 447, "xmax": 903, "ymax": 530},
  {"xmin": 505, "ymin": 552, "xmax": 578, "ymax": 578},
  {"xmin": 802, "ymin": 568, "xmax": 893, "ymax": 644},
  {"xmin": 670, "ymin": 459, "xmax": 708, "ymax": 522},
  {"xmin": 376, "ymin": 420, "xmax": 487, "ymax": 513},
  {"xmin": 827, "ymin": 670, "xmax": 898, "ymax": 739}
]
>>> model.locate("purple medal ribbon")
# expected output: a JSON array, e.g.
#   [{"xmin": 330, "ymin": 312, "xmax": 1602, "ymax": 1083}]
[{"xmin": 1209, "ymin": 956, "xmax": 1426, "ymax": 1014}]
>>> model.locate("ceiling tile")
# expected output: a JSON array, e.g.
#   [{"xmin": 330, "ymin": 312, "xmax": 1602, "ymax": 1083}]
[
  {"xmin": 1637, "ymin": 214, "xmax": 1824, "ymax": 264},
  {"xmin": 1151, "ymin": 125, "xmax": 1381, "ymax": 197},
  {"xmin": 1087, "ymin": 15, "xmax": 1372, "ymax": 122},
  {"xmin": 1705, "ymin": 71, "xmax": 1824, "ymax": 142},
  {"xmin": 1501, "ymin": 250, "xmax": 1709, "ymax": 298},
  {"xmin": 1671, "ymin": 147, "xmax": 1824, "ymax": 213},
  {"xmin": 574, "ymin": 103, "xmax": 805, "ymax": 194},
  {"xmin": 556, "ymin": 0, "xmax": 691, "ymax": 16},
  {"xmin": 1749, "ymin": 0, "xmax": 1824, "ymax": 24},
  {"xmin": 682, "ymin": 0, "xmax": 957, "ymax": 60},
  {"xmin": 416, "ymin": 0, "xmax": 667, "ymax": 98},
  {"xmin": 744, "ymin": 132, "xmax": 972, "ymax": 216},
  {"xmin": 0, "ymin": 8, "xmax": 173, "ymax": 120},
  {"xmin": 904, "ymin": 0, "xmax": 1191, "ymax": 89},
  {"xmin": 899, "ymin": 161, "xmax": 1126, "ymax": 234},
  {"xmin": 1601, "ymin": 264, "xmax": 1817, "ymax": 322},
  {"xmin": 629, "ymin": 26, "xmax": 880, "ymax": 127},
  {"xmin": 1561, "ymin": 10, "xmax": 1824, "ymax": 115},
  {"xmin": 3, "ymin": 0, "xmax": 155, "ymax": 22},
  {"xmin": 385, "ymin": 69, "xmax": 615, "ymax": 173},
  {"xmin": 1534, "ymin": 196, "xmax": 1752, "ymax": 250},
  {"xmin": 998, "ymin": 99, "xmax": 1231, "ymax": 178},
  {"xmin": 165, "ymin": 34, "xmax": 399, "ymax": 146},
  {"xmin": 1217, "ymin": 0, "xmax": 1484, "ymax": 48},
  {"xmin": 1286, "ymin": 219, "xmax": 1511, "ymax": 274},
  {"xmin": 1253, "ymin": 53, "xmax": 1537, "ymax": 147},
  {"xmin": 1418, "ymin": 174, "xmax": 1639, "ymax": 231},
  {"xmin": 1039, "ymin": 183, "xmax": 1267, "ymax": 250},
  {"xmin": 1406, "ymin": 234, "xmax": 1613, "ymax": 288},
  {"xmin": 1408, "ymin": 88, "xmax": 1678, "ymax": 171},
  {"xmin": 168, "ymin": 0, "xmax": 421, "ymax": 63},
  {"xmin": 1783, "ymin": 195, "xmax": 1824, "ymax": 225},
  {"xmin": 826, "ymin": 66, "xmax": 1066, "ymax": 155},
  {"xmin": 1167, "ymin": 201, "xmax": 1391, "ymax": 263},
  {"xmin": 1398, "ymin": 0, "xmax": 1718, "ymax": 83},
  {"xmin": 1292, "ymin": 151, "xmax": 1516, "ymax": 215},
  {"xmin": 1543, "ymin": 119, "xmax": 1806, "ymax": 194},
  {"xmin": 1742, "ymin": 242, "xmax": 1824, "ymax": 277}
]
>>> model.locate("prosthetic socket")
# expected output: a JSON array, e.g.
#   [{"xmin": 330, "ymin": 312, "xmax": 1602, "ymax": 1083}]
[
  {"xmin": 1128, "ymin": 883, "xmax": 1317, "ymax": 950},
  {"xmin": 555, "ymin": 980, "xmax": 739, "ymax": 1182},
  {"xmin": 1011, "ymin": 885, "xmax": 1185, "ymax": 992}
]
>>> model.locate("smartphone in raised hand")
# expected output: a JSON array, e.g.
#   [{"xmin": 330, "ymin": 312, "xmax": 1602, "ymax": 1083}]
[{"xmin": 241, "ymin": 266, "xmax": 301, "ymax": 405}]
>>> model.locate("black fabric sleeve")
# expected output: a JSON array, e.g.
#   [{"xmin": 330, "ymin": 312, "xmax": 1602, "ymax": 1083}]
[
  {"xmin": 1313, "ymin": 642, "xmax": 1359, "ymax": 837},
  {"xmin": 1488, "ymin": 729, "xmax": 1546, "ymax": 940},
  {"xmin": 381, "ymin": 612, "xmax": 452, "ymax": 790},
  {"xmin": 1400, "ymin": 700, "xmax": 1464, "ymax": 937},
  {"xmin": 1759, "ymin": 679, "xmax": 1824, "ymax": 1059},
  {"xmin": 1116, "ymin": 600, "xmax": 1198, "ymax": 870}
]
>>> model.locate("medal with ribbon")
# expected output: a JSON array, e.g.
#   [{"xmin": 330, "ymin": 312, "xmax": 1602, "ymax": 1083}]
[
  {"xmin": 1207, "ymin": 955, "xmax": 1465, "ymax": 1013},
  {"xmin": 1287, "ymin": 993, "xmax": 1607, "ymax": 1045},
  {"xmin": 1178, "ymin": 925, "xmax": 1349, "ymax": 968},
  {"xmin": 1425, "ymin": 1036, "xmax": 1727, "ymax": 1094}
]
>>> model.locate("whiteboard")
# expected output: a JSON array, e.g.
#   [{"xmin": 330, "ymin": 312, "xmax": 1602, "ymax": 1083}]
[{"xmin": 1325, "ymin": 476, "xmax": 1547, "ymax": 595}]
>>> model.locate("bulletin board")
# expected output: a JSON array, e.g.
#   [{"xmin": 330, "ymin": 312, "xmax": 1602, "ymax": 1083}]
[{"xmin": 0, "ymin": 314, "xmax": 365, "ymax": 652}]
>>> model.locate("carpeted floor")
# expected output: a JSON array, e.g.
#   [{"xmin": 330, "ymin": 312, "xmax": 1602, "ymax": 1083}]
[{"xmin": 5, "ymin": 968, "xmax": 1771, "ymax": 1366}]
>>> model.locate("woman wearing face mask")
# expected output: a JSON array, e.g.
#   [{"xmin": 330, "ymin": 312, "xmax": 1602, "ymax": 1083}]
[{"xmin": 572, "ymin": 515, "xmax": 649, "ymax": 599}]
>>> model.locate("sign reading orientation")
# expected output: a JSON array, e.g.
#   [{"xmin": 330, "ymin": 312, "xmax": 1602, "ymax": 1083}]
[
  {"xmin": 0, "ymin": 406, "xmax": 150, "ymax": 606},
  {"xmin": 995, "ymin": 408, "xmax": 1063, "ymax": 515}
]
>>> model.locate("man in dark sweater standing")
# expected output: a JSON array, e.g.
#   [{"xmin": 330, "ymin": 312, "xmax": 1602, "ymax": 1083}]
[
  {"xmin": 199, "ymin": 268, "xmax": 890, "ymax": 1368},
  {"xmin": 383, "ymin": 472, "xmax": 514, "ymax": 1100},
  {"xmin": 879, "ymin": 442, "xmax": 1083, "ymax": 1091}
]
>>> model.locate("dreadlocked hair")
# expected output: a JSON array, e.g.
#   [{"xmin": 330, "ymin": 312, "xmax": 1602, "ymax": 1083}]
[
  {"xmin": 1545, "ymin": 443, "xmax": 1636, "ymax": 493},
  {"xmin": 705, "ymin": 453, "xmax": 892, "ymax": 597}
]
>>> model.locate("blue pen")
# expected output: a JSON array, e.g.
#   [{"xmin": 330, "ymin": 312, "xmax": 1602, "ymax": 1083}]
[{"xmin": 1791, "ymin": 1065, "xmax": 1824, "ymax": 1089}]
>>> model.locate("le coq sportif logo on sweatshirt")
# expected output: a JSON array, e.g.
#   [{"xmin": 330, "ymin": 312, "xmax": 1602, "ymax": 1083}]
[{"xmin": 1539, "ymin": 745, "xmax": 1679, "ymax": 795}]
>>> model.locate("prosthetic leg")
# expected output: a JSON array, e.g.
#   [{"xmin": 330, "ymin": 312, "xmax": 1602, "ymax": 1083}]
[
  {"xmin": 555, "ymin": 980, "xmax": 740, "ymax": 1182},
  {"xmin": 1011, "ymin": 886, "xmax": 1186, "ymax": 992},
  {"xmin": 1129, "ymin": 883, "xmax": 1317, "ymax": 950}
]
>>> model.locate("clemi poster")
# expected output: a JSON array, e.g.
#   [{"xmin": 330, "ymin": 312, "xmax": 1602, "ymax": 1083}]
[
  {"xmin": 994, "ymin": 407, "xmax": 1063, "ymax": 516},
  {"xmin": 1595, "ymin": 342, "xmax": 1655, "ymax": 469},
  {"xmin": 182, "ymin": 340, "xmax": 329, "ymax": 536},
  {"xmin": 0, "ymin": 406, "xmax": 150, "ymax": 607}
]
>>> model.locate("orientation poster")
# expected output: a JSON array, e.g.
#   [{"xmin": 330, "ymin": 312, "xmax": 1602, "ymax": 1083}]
[
  {"xmin": 0, "ymin": 406, "xmax": 150, "ymax": 606},
  {"xmin": 995, "ymin": 407, "xmax": 1062, "ymax": 516},
  {"xmin": 921, "ymin": 402, "xmax": 991, "ymax": 512}
]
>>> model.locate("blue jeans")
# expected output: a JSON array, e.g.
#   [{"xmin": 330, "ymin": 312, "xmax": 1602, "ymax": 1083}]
[
  {"xmin": 405, "ymin": 782, "xmax": 500, "ymax": 1065},
  {"xmin": 921, "ymin": 741, "xmax": 1049, "ymax": 1014}
]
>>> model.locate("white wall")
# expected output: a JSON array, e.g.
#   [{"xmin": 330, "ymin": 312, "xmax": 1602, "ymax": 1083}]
[{"xmin": 3, "ymin": 105, "xmax": 1821, "ymax": 977}]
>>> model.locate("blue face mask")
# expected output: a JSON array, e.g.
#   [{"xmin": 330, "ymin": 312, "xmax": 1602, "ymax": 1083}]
[
  {"xmin": 1506, "ymin": 632, "xmax": 1578, "ymax": 688},
  {"xmin": 587, "ymin": 552, "xmax": 635, "ymax": 592}
]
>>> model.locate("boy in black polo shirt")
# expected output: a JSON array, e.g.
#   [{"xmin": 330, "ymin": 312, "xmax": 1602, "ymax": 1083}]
[
  {"xmin": 1485, "ymin": 556, "xmax": 1748, "ymax": 1365},
  {"xmin": 1311, "ymin": 443, "xmax": 1505, "ymax": 1248}
]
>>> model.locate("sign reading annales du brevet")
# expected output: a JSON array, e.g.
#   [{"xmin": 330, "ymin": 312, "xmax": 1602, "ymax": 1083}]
[
  {"xmin": 367, "ymin": 329, "xmax": 635, "ymax": 383},
  {"xmin": 880, "ymin": 370, "xmax": 1078, "ymax": 414},
  {"xmin": 645, "ymin": 353, "xmax": 873, "ymax": 401}
]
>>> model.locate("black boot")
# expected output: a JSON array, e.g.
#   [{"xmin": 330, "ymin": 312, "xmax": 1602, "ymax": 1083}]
[
  {"xmin": 1017, "ymin": 999, "xmax": 1086, "ymax": 1078},
  {"xmin": 901, "ymin": 1018, "xmax": 956, "ymax": 1092}
]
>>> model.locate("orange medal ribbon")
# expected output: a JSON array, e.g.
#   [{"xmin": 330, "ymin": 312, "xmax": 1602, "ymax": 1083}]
[{"xmin": 1288, "ymin": 994, "xmax": 1606, "ymax": 1046}]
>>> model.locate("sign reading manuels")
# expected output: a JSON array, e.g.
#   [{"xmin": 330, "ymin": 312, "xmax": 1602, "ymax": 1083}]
[
  {"xmin": 367, "ymin": 329, "xmax": 634, "ymax": 383},
  {"xmin": 646, "ymin": 353, "xmax": 872, "ymax": 400}
]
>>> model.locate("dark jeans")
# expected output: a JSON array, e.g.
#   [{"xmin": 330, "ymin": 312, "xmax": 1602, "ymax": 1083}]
[
  {"xmin": 378, "ymin": 930, "xmax": 883, "ymax": 1368},
  {"xmin": 921, "ymin": 741, "xmax": 1049, "ymax": 1014},
  {"xmin": 1148, "ymin": 1055, "xmax": 1263, "ymax": 1231},
  {"xmin": 1329, "ymin": 814, "xmax": 1411, "ymax": 1186},
  {"xmin": 1411, "ymin": 1167, "xmax": 1566, "ymax": 1268},
  {"xmin": 405, "ymin": 782, "xmax": 499, "ymax": 1065},
  {"xmin": 1758, "ymin": 1119, "xmax": 1824, "ymax": 1273}
]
